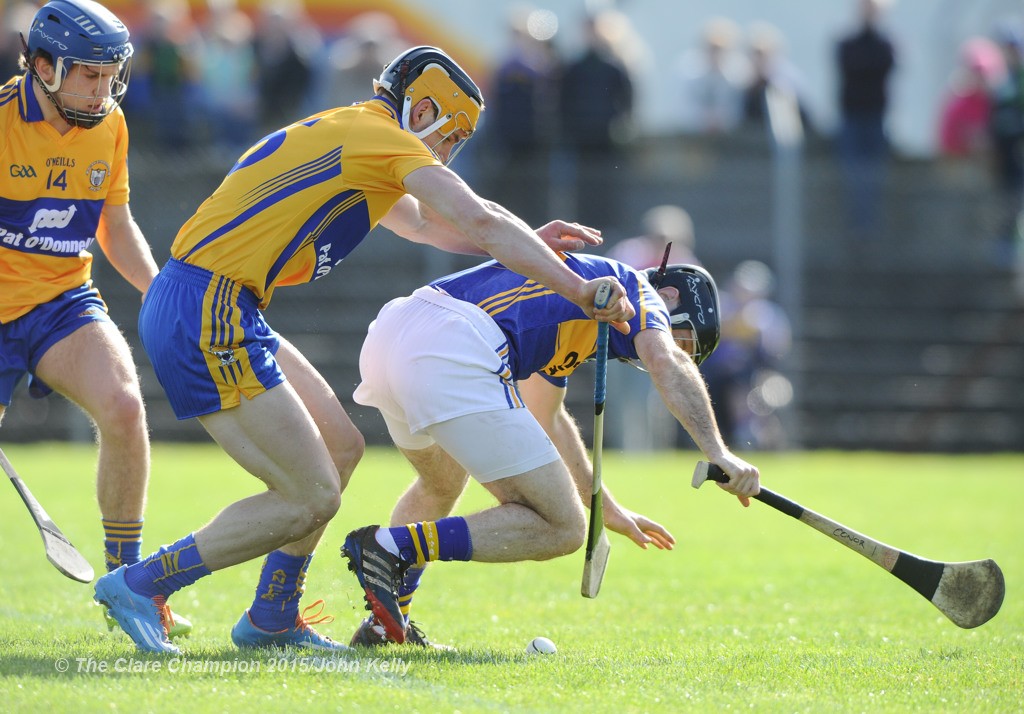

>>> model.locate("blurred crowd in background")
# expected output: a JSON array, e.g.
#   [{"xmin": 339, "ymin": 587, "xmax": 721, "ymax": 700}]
[
  {"xmin": 2, "ymin": 0, "xmax": 1020, "ymax": 256},
  {"xmin": 2, "ymin": 0, "xmax": 1022, "ymax": 451}
]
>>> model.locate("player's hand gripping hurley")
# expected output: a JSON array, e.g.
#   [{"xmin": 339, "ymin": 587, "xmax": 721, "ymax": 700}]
[
  {"xmin": 1, "ymin": 446, "xmax": 94, "ymax": 583},
  {"xmin": 582, "ymin": 282, "xmax": 613, "ymax": 598},
  {"xmin": 692, "ymin": 462, "xmax": 1004, "ymax": 628}
]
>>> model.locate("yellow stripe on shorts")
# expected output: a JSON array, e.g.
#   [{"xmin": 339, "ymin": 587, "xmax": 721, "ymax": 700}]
[{"xmin": 199, "ymin": 275, "xmax": 266, "ymax": 410}]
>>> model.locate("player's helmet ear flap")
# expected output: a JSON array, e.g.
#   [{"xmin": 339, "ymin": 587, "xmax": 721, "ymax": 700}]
[
  {"xmin": 644, "ymin": 263, "xmax": 721, "ymax": 365},
  {"xmin": 375, "ymin": 45, "xmax": 484, "ymax": 165},
  {"xmin": 23, "ymin": 0, "xmax": 133, "ymax": 129}
]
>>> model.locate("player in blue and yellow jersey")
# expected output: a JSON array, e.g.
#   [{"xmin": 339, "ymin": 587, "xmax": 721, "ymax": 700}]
[
  {"xmin": 340, "ymin": 252, "xmax": 762, "ymax": 649},
  {"xmin": 95, "ymin": 45, "xmax": 635, "ymax": 654},
  {"xmin": 0, "ymin": 0, "xmax": 192, "ymax": 639}
]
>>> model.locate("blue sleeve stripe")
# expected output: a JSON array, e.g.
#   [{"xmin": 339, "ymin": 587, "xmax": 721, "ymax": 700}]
[
  {"xmin": 240, "ymin": 147, "xmax": 343, "ymax": 208},
  {"xmin": 477, "ymin": 282, "xmax": 554, "ymax": 316},
  {"xmin": 264, "ymin": 189, "xmax": 365, "ymax": 289},
  {"xmin": 182, "ymin": 162, "xmax": 343, "ymax": 261},
  {"xmin": 294, "ymin": 191, "xmax": 365, "ymax": 250}
]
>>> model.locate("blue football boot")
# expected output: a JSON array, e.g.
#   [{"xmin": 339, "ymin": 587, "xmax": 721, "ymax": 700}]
[{"xmin": 94, "ymin": 567, "xmax": 180, "ymax": 654}]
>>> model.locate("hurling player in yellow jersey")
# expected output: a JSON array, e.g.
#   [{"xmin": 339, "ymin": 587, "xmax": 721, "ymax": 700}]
[
  {"xmin": 0, "ymin": 1, "xmax": 190, "ymax": 638},
  {"xmin": 95, "ymin": 45, "xmax": 635, "ymax": 654}
]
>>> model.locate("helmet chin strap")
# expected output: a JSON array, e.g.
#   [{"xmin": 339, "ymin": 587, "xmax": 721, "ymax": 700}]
[
  {"xmin": 401, "ymin": 96, "xmax": 463, "ymax": 164},
  {"xmin": 19, "ymin": 34, "xmax": 57, "ymax": 101},
  {"xmin": 402, "ymin": 96, "xmax": 453, "ymax": 140},
  {"xmin": 21, "ymin": 35, "xmax": 106, "ymax": 129}
]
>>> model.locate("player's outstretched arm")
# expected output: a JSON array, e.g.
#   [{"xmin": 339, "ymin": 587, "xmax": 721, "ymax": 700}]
[
  {"xmin": 380, "ymin": 193, "xmax": 488, "ymax": 256},
  {"xmin": 635, "ymin": 329, "xmax": 760, "ymax": 506},
  {"xmin": 397, "ymin": 166, "xmax": 634, "ymax": 325},
  {"xmin": 518, "ymin": 375, "xmax": 673, "ymax": 550}
]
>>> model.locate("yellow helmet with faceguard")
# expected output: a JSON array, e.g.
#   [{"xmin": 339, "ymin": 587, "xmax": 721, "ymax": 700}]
[{"xmin": 374, "ymin": 46, "xmax": 484, "ymax": 165}]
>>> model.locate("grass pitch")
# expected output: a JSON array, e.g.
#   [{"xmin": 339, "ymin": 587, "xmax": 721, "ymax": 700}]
[{"xmin": 0, "ymin": 444, "xmax": 1020, "ymax": 713}]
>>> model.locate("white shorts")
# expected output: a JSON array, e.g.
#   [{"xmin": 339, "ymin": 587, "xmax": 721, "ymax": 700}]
[{"xmin": 354, "ymin": 287, "xmax": 559, "ymax": 482}]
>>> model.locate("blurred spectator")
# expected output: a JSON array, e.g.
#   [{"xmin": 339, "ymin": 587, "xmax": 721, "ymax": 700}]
[
  {"xmin": 701, "ymin": 260, "xmax": 792, "ymax": 450},
  {"xmin": 322, "ymin": 11, "xmax": 404, "ymax": 108},
  {"xmin": 672, "ymin": 16, "xmax": 750, "ymax": 135},
  {"xmin": 937, "ymin": 37, "xmax": 1006, "ymax": 265},
  {"xmin": 938, "ymin": 37, "xmax": 1004, "ymax": 158},
  {"xmin": 741, "ymin": 21, "xmax": 813, "ymax": 135},
  {"xmin": 608, "ymin": 204, "xmax": 698, "ymax": 269},
  {"xmin": 197, "ymin": 0, "xmax": 259, "ymax": 152},
  {"xmin": 989, "ymin": 22, "xmax": 1024, "ymax": 264},
  {"xmin": 607, "ymin": 206, "xmax": 699, "ymax": 451},
  {"xmin": 834, "ymin": 0, "xmax": 896, "ymax": 241},
  {"xmin": 482, "ymin": 4, "xmax": 562, "ymax": 227},
  {"xmin": 131, "ymin": 0, "xmax": 203, "ymax": 149},
  {"xmin": 253, "ymin": 0, "xmax": 321, "ymax": 133},
  {"xmin": 1, "ymin": 3, "xmax": 35, "ymax": 81},
  {"xmin": 559, "ymin": 9, "xmax": 636, "ymax": 236}
]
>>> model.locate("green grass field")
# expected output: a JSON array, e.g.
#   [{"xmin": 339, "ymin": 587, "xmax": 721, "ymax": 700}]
[{"xmin": 0, "ymin": 444, "xmax": 1021, "ymax": 713}]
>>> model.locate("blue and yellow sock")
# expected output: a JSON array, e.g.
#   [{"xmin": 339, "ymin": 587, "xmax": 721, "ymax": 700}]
[
  {"xmin": 123, "ymin": 534, "xmax": 212, "ymax": 599},
  {"xmin": 398, "ymin": 566, "xmax": 425, "ymax": 624},
  {"xmin": 383, "ymin": 517, "xmax": 473, "ymax": 567},
  {"xmin": 247, "ymin": 551, "xmax": 313, "ymax": 632},
  {"xmin": 102, "ymin": 519, "xmax": 143, "ymax": 572}
]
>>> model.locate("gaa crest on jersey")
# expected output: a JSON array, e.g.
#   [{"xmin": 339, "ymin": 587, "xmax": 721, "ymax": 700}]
[
  {"xmin": 9, "ymin": 164, "xmax": 37, "ymax": 178},
  {"xmin": 87, "ymin": 161, "xmax": 110, "ymax": 192}
]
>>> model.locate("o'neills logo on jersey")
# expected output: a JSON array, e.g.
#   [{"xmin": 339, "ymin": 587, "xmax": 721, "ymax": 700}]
[{"xmin": 87, "ymin": 161, "xmax": 110, "ymax": 191}]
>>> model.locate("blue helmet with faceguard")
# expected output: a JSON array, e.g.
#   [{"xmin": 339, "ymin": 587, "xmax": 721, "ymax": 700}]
[
  {"xmin": 644, "ymin": 262, "xmax": 721, "ymax": 365},
  {"xmin": 24, "ymin": 0, "xmax": 133, "ymax": 128}
]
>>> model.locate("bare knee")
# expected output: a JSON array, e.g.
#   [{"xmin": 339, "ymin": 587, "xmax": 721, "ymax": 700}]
[
  {"xmin": 312, "ymin": 478, "xmax": 342, "ymax": 524},
  {"xmin": 292, "ymin": 484, "xmax": 341, "ymax": 537},
  {"xmin": 282, "ymin": 466, "xmax": 343, "ymax": 536},
  {"xmin": 537, "ymin": 506, "xmax": 587, "ymax": 560},
  {"xmin": 309, "ymin": 496, "xmax": 341, "ymax": 532},
  {"xmin": 92, "ymin": 386, "xmax": 147, "ymax": 436}
]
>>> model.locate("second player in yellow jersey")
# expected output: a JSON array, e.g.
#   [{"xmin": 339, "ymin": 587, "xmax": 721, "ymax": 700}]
[{"xmin": 1, "ymin": 0, "xmax": 193, "ymax": 642}]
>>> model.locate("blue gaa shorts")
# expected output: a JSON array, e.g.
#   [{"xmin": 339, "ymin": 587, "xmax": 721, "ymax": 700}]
[
  {"xmin": 0, "ymin": 284, "xmax": 109, "ymax": 406},
  {"xmin": 139, "ymin": 259, "xmax": 283, "ymax": 419}
]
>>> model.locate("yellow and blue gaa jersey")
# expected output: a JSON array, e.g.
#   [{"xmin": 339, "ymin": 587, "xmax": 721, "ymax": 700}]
[
  {"xmin": 171, "ymin": 98, "xmax": 440, "ymax": 307},
  {"xmin": 0, "ymin": 73, "xmax": 129, "ymax": 323},
  {"xmin": 430, "ymin": 253, "xmax": 672, "ymax": 386}
]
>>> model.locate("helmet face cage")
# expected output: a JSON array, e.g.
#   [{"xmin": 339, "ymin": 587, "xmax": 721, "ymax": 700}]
[
  {"xmin": 644, "ymin": 264, "xmax": 721, "ymax": 365},
  {"xmin": 25, "ymin": 0, "xmax": 133, "ymax": 129},
  {"xmin": 376, "ymin": 46, "xmax": 483, "ymax": 165}
]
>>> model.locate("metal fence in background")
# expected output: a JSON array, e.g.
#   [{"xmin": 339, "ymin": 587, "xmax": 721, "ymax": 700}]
[{"xmin": 3, "ymin": 133, "xmax": 1022, "ymax": 452}]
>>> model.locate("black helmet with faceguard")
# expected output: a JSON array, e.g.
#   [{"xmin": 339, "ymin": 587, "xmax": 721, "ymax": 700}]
[{"xmin": 644, "ymin": 263, "xmax": 721, "ymax": 365}]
